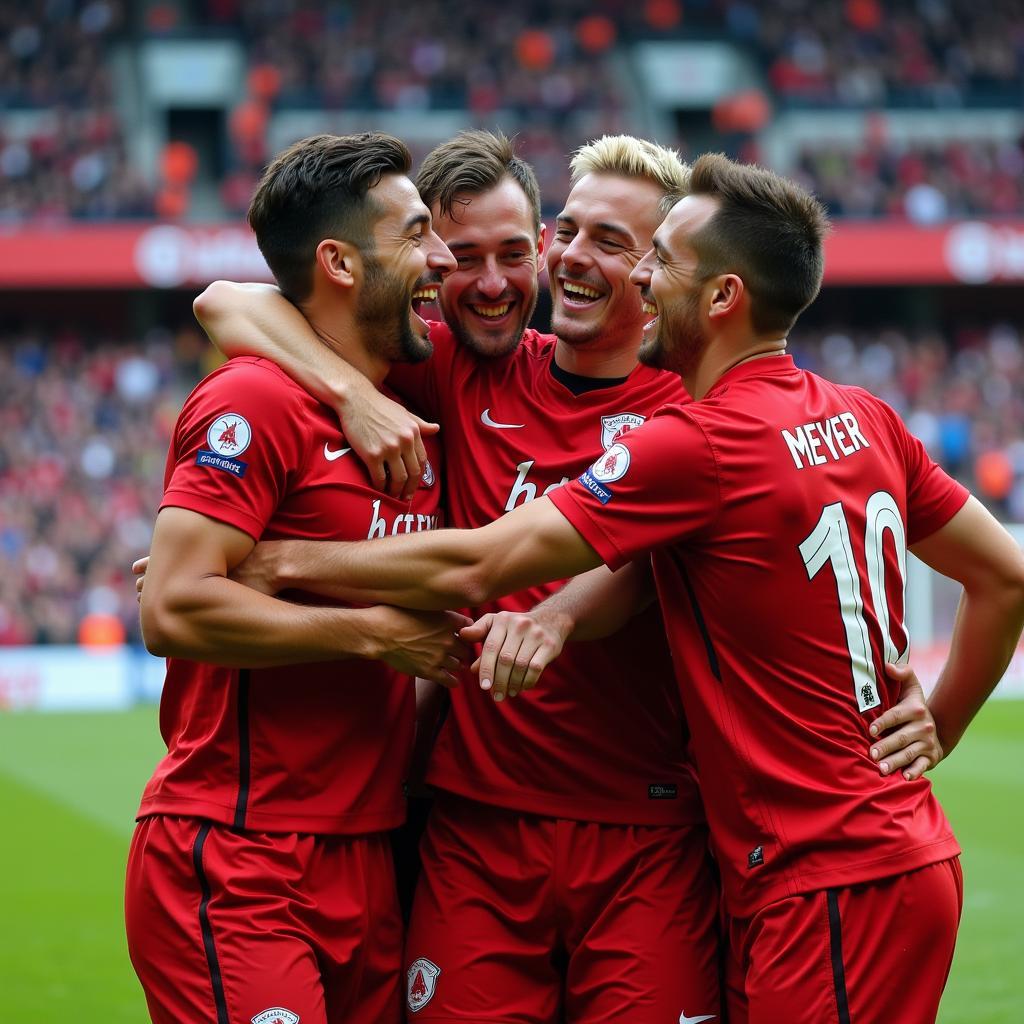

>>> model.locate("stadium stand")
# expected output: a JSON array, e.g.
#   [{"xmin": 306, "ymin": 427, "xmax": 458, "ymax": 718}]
[{"xmin": 2, "ymin": 0, "xmax": 1024, "ymax": 644}]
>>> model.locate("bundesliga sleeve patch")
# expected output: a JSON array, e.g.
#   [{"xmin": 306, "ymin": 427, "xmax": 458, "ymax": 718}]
[
  {"xmin": 578, "ymin": 442, "xmax": 631, "ymax": 504},
  {"xmin": 196, "ymin": 412, "xmax": 252, "ymax": 477}
]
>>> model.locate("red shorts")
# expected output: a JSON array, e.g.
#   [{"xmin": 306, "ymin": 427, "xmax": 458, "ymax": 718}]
[
  {"xmin": 125, "ymin": 815, "xmax": 402, "ymax": 1024},
  {"xmin": 403, "ymin": 796, "xmax": 721, "ymax": 1023},
  {"xmin": 725, "ymin": 857, "xmax": 963, "ymax": 1024}
]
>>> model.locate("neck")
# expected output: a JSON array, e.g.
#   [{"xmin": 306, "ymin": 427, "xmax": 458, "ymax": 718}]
[
  {"xmin": 300, "ymin": 302, "xmax": 390, "ymax": 387},
  {"xmin": 686, "ymin": 336, "xmax": 788, "ymax": 400},
  {"xmin": 553, "ymin": 336, "xmax": 640, "ymax": 379}
]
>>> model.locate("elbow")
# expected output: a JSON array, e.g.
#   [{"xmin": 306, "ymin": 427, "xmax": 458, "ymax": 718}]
[
  {"xmin": 192, "ymin": 280, "xmax": 233, "ymax": 332},
  {"xmin": 139, "ymin": 595, "xmax": 187, "ymax": 659}
]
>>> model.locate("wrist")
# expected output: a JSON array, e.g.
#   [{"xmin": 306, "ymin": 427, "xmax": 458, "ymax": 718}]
[{"xmin": 534, "ymin": 607, "xmax": 575, "ymax": 644}]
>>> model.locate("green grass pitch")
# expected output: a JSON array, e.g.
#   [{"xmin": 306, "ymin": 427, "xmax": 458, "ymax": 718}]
[{"xmin": 0, "ymin": 702, "xmax": 1020, "ymax": 1022}]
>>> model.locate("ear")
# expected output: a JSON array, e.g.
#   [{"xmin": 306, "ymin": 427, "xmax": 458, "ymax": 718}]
[
  {"xmin": 707, "ymin": 273, "xmax": 744, "ymax": 321},
  {"xmin": 315, "ymin": 238, "xmax": 360, "ymax": 290},
  {"xmin": 535, "ymin": 221, "xmax": 547, "ymax": 258}
]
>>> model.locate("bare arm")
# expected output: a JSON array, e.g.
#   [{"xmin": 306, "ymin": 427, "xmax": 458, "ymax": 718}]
[
  {"xmin": 233, "ymin": 496, "xmax": 604, "ymax": 612},
  {"xmin": 461, "ymin": 560, "xmax": 657, "ymax": 700},
  {"xmin": 139, "ymin": 506, "xmax": 471, "ymax": 681},
  {"xmin": 193, "ymin": 281, "xmax": 437, "ymax": 499},
  {"xmin": 902, "ymin": 495, "xmax": 1024, "ymax": 758}
]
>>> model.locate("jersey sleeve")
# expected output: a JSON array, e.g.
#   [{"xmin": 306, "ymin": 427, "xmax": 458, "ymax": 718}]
[
  {"xmin": 160, "ymin": 361, "xmax": 309, "ymax": 540},
  {"xmin": 385, "ymin": 321, "xmax": 459, "ymax": 423},
  {"xmin": 883, "ymin": 404, "xmax": 970, "ymax": 544},
  {"xmin": 546, "ymin": 405, "xmax": 720, "ymax": 570}
]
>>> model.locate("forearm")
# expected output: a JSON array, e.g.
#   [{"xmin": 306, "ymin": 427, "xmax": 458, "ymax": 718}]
[
  {"xmin": 194, "ymin": 280, "xmax": 361, "ymax": 410},
  {"xmin": 141, "ymin": 574, "xmax": 383, "ymax": 667},
  {"xmin": 532, "ymin": 561, "xmax": 656, "ymax": 643},
  {"xmin": 264, "ymin": 499, "xmax": 601, "ymax": 611},
  {"xmin": 927, "ymin": 584, "xmax": 1024, "ymax": 754}
]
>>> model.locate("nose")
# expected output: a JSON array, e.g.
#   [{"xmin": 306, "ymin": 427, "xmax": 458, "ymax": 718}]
[
  {"xmin": 559, "ymin": 232, "xmax": 592, "ymax": 272},
  {"xmin": 428, "ymin": 231, "xmax": 457, "ymax": 277},
  {"xmin": 630, "ymin": 250, "xmax": 653, "ymax": 287},
  {"xmin": 477, "ymin": 255, "xmax": 508, "ymax": 299}
]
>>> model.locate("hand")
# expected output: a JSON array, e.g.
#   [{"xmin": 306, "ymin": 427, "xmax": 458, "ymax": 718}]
[
  {"xmin": 460, "ymin": 610, "xmax": 571, "ymax": 702},
  {"xmin": 869, "ymin": 662, "xmax": 945, "ymax": 780},
  {"xmin": 368, "ymin": 607, "xmax": 473, "ymax": 687},
  {"xmin": 132, "ymin": 555, "xmax": 150, "ymax": 602},
  {"xmin": 339, "ymin": 379, "xmax": 440, "ymax": 502},
  {"xmin": 229, "ymin": 541, "xmax": 286, "ymax": 595}
]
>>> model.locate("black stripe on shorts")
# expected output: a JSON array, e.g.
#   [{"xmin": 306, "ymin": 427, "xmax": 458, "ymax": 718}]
[
  {"xmin": 826, "ymin": 888, "xmax": 852, "ymax": 1024},
  {"xmin": 192, "ymin": 822, "xmax": 230, "ymax": 1024}
]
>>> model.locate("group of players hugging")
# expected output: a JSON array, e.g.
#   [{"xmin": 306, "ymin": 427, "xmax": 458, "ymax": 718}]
[{"xmin": 126, "ymin": 128, "xmax": 1024, "ymax": 1024}]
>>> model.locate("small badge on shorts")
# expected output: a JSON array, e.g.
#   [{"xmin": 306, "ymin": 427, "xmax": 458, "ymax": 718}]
[
  {"xmin": 251, "ymin": 1009, "xmax": 299, "ymax": 1024},
  {"xmin": 407, "ymin": 957, "xmax": 441, "ymax": 1013},
  {"xmin": 748, "ymin": 845, "xmax": 765, "ymax": 869}
]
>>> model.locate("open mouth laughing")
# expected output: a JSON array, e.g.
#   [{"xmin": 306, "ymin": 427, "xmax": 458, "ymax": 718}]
[{"xmin": 558, "ymin": 277, "xmax": 606, "ymax": 312}]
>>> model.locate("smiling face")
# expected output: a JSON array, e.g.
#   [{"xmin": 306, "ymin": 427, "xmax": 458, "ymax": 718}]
[
  {"xmin": 545, "ymin": 173, "xmax": 665, "ymax": 353},
  {"xmin": 357, "ymin": 173, "xmax": 456, "ymax": 363},
  {"xmin": 430, "ymin": 176, "xmax": 542, "ymax": 358},
  {"xmin": 633, "ymin": 194, "xmax": 720, "ymax": 377}
]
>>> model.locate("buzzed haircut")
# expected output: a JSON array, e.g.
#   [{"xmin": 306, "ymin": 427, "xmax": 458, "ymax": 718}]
[
  {"xmin": 570, "ymin": 135, "xmax": 690, "ymax": 214},
  {"xmin": 248, "ymin": 132, "xmax": 411, "ymax": 302},
  {"xmin": 686, "ymin": 153, "xmax": 830, "ymax": 335},
  {"xmin": 416, "ymin": 130, "xmax": 543, "ymax": 236}
]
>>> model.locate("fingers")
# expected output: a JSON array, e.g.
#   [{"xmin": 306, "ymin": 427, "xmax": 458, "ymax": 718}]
[
  {"xmin": 459, "ymin": 615, "xmax": 493, "ymax": 643},
  {"xmin": 476, "ymin": 618, "xmax": 510, "ymax": 698},
  {"xmin": 132, "ymin": 556, "xmax": 150, "ymax": 576},
  {"xmin": 414, "ymin": 416, "xmax": 441, "ymax": 436},
  {"xmin": 872, "ymin": 739, "xmax": 933, "ymax": 779}
]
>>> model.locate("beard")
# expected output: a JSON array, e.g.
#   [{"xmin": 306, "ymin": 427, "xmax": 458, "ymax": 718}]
[
  {"xmin": 356, "ymin": 255, "xmax": 433, "ymax": 365},
  {"xmin": 639, "ymin": 287, "xmax": 706, "ymax": 377},
  {"xmin": 444, "ymin": 287, "xmax": 538, "ymax": 359}
]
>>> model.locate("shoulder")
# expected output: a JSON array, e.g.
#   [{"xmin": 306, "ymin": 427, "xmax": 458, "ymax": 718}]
[{"xmin": 179, "ymin": 357, "xmax": 314, "ymax": 434}]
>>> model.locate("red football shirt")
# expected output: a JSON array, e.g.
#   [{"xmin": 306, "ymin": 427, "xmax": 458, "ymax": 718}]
[
  {"xmin": 548, "ymin": 355, "xmax": 967, "ymax": 914},
  {"xmin": 138, "ymin": 357, "xmax": 443, "ymax": 834},
  {"xmin": 388, "ymin": 325, "xmax": 702, "ymax": 826}
]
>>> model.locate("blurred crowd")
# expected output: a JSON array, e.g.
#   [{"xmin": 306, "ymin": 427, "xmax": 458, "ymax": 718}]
[
  {"xmin": 0, "ymin": 326, "xmax": 205, "ymax": 646},
  {"xmin": 4, "ymin": 1, "xmax": 1024, "ymax": 222},
  {"xmin": 2, "ymin": 320, "xmax": 1023, "ymax": 645},
  {"xmin": 793, "ymin": 137, "xmax": 1024, "ymax": 222}
]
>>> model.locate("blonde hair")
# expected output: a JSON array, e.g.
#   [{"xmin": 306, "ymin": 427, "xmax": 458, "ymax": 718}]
[{"xmin": 570, "ymin": 135, "xmax": 690, "ymax": 214}]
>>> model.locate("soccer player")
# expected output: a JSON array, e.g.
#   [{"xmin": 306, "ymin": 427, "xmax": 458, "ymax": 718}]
[
  {"xmin": 193, "ymin": 132, "xmax": 723, "ymax": 1023},
  {"xmin": 125, "ymin": 133, "xmax": 468, "ymax": 1024},
  {"xmin": 220, "ymin": 154, "xmax": 1024, "ymax": 1023}
]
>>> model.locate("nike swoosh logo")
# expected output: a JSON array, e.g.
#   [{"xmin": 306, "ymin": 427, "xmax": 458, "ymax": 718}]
[
  {"xmin": 480, "ymin": 408, "xmax": 524, "ymax": 429},
  {"xmin": 679, "ymin": 1014, "xmax": 716, "ymax": 1024},
  {"xmin": 323, "ymin": 443, "xmax": 352, "ymax": 461}
]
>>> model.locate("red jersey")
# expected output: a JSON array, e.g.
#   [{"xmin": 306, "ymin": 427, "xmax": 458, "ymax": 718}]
[
  {"xmin": 139, "ymin": 357, "xmax": 443, "ymax": 835},
  {"xmin": 548, "ymin": 355, "xmax": 967, "ymax": 914},
  {"xmin": 388, "ymin": 326, "xmax": 702, "ymax": 826}
]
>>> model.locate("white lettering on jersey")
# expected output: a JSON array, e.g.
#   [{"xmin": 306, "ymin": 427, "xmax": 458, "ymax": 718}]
[
  {"xmin": 367, "ymin": 500, "xmax": 439, "ymax": 538},
  {"xmin": 503, "ymin": 459, "xmax": 570, "ymax": 511},
  {"xmin": 782, "ymin": 412, "xmax": 870, "ymax": 470}
]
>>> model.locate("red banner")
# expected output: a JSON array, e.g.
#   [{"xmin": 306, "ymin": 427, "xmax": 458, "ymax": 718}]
[{"xmin": 3, "ymin": 220, "xmax": 1024, "ymax": 288}]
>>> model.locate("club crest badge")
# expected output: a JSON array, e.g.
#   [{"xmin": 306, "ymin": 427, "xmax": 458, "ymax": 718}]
[
  {"xmin": 600, "ymin": 412, "xmax": 645, "ymax": 450},
  {"xmin": 207, "ymin": 412, "xmax": 252, "ymax": 457},
  {"xmin": 589, "ymin": 442, "xmax": 631, "ymax": 484},
  {"xmin": 407, "ymin": 957, "xmax": 441, "ymax": 1013},
  {"xmin": 251, "ymin": 1008, "xmax": 299, "ymax": 1024}
]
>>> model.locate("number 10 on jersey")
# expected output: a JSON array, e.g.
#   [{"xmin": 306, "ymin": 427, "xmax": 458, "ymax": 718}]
[{"xmin": 799, "ymin": 491, "xmax": 909, "ymax": 713}]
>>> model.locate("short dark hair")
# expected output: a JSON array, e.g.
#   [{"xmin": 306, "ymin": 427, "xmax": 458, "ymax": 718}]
[
  {"xmin": 686, "ymin": 153, "xmax": 830, "ymax": 335},
  {"xmin": 248, "ymin": 132, "xmax": 412, "ymax": 302},
  {"xmin": 415, "ymin": 130, "xmax": 542, "ymax": 236}
]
